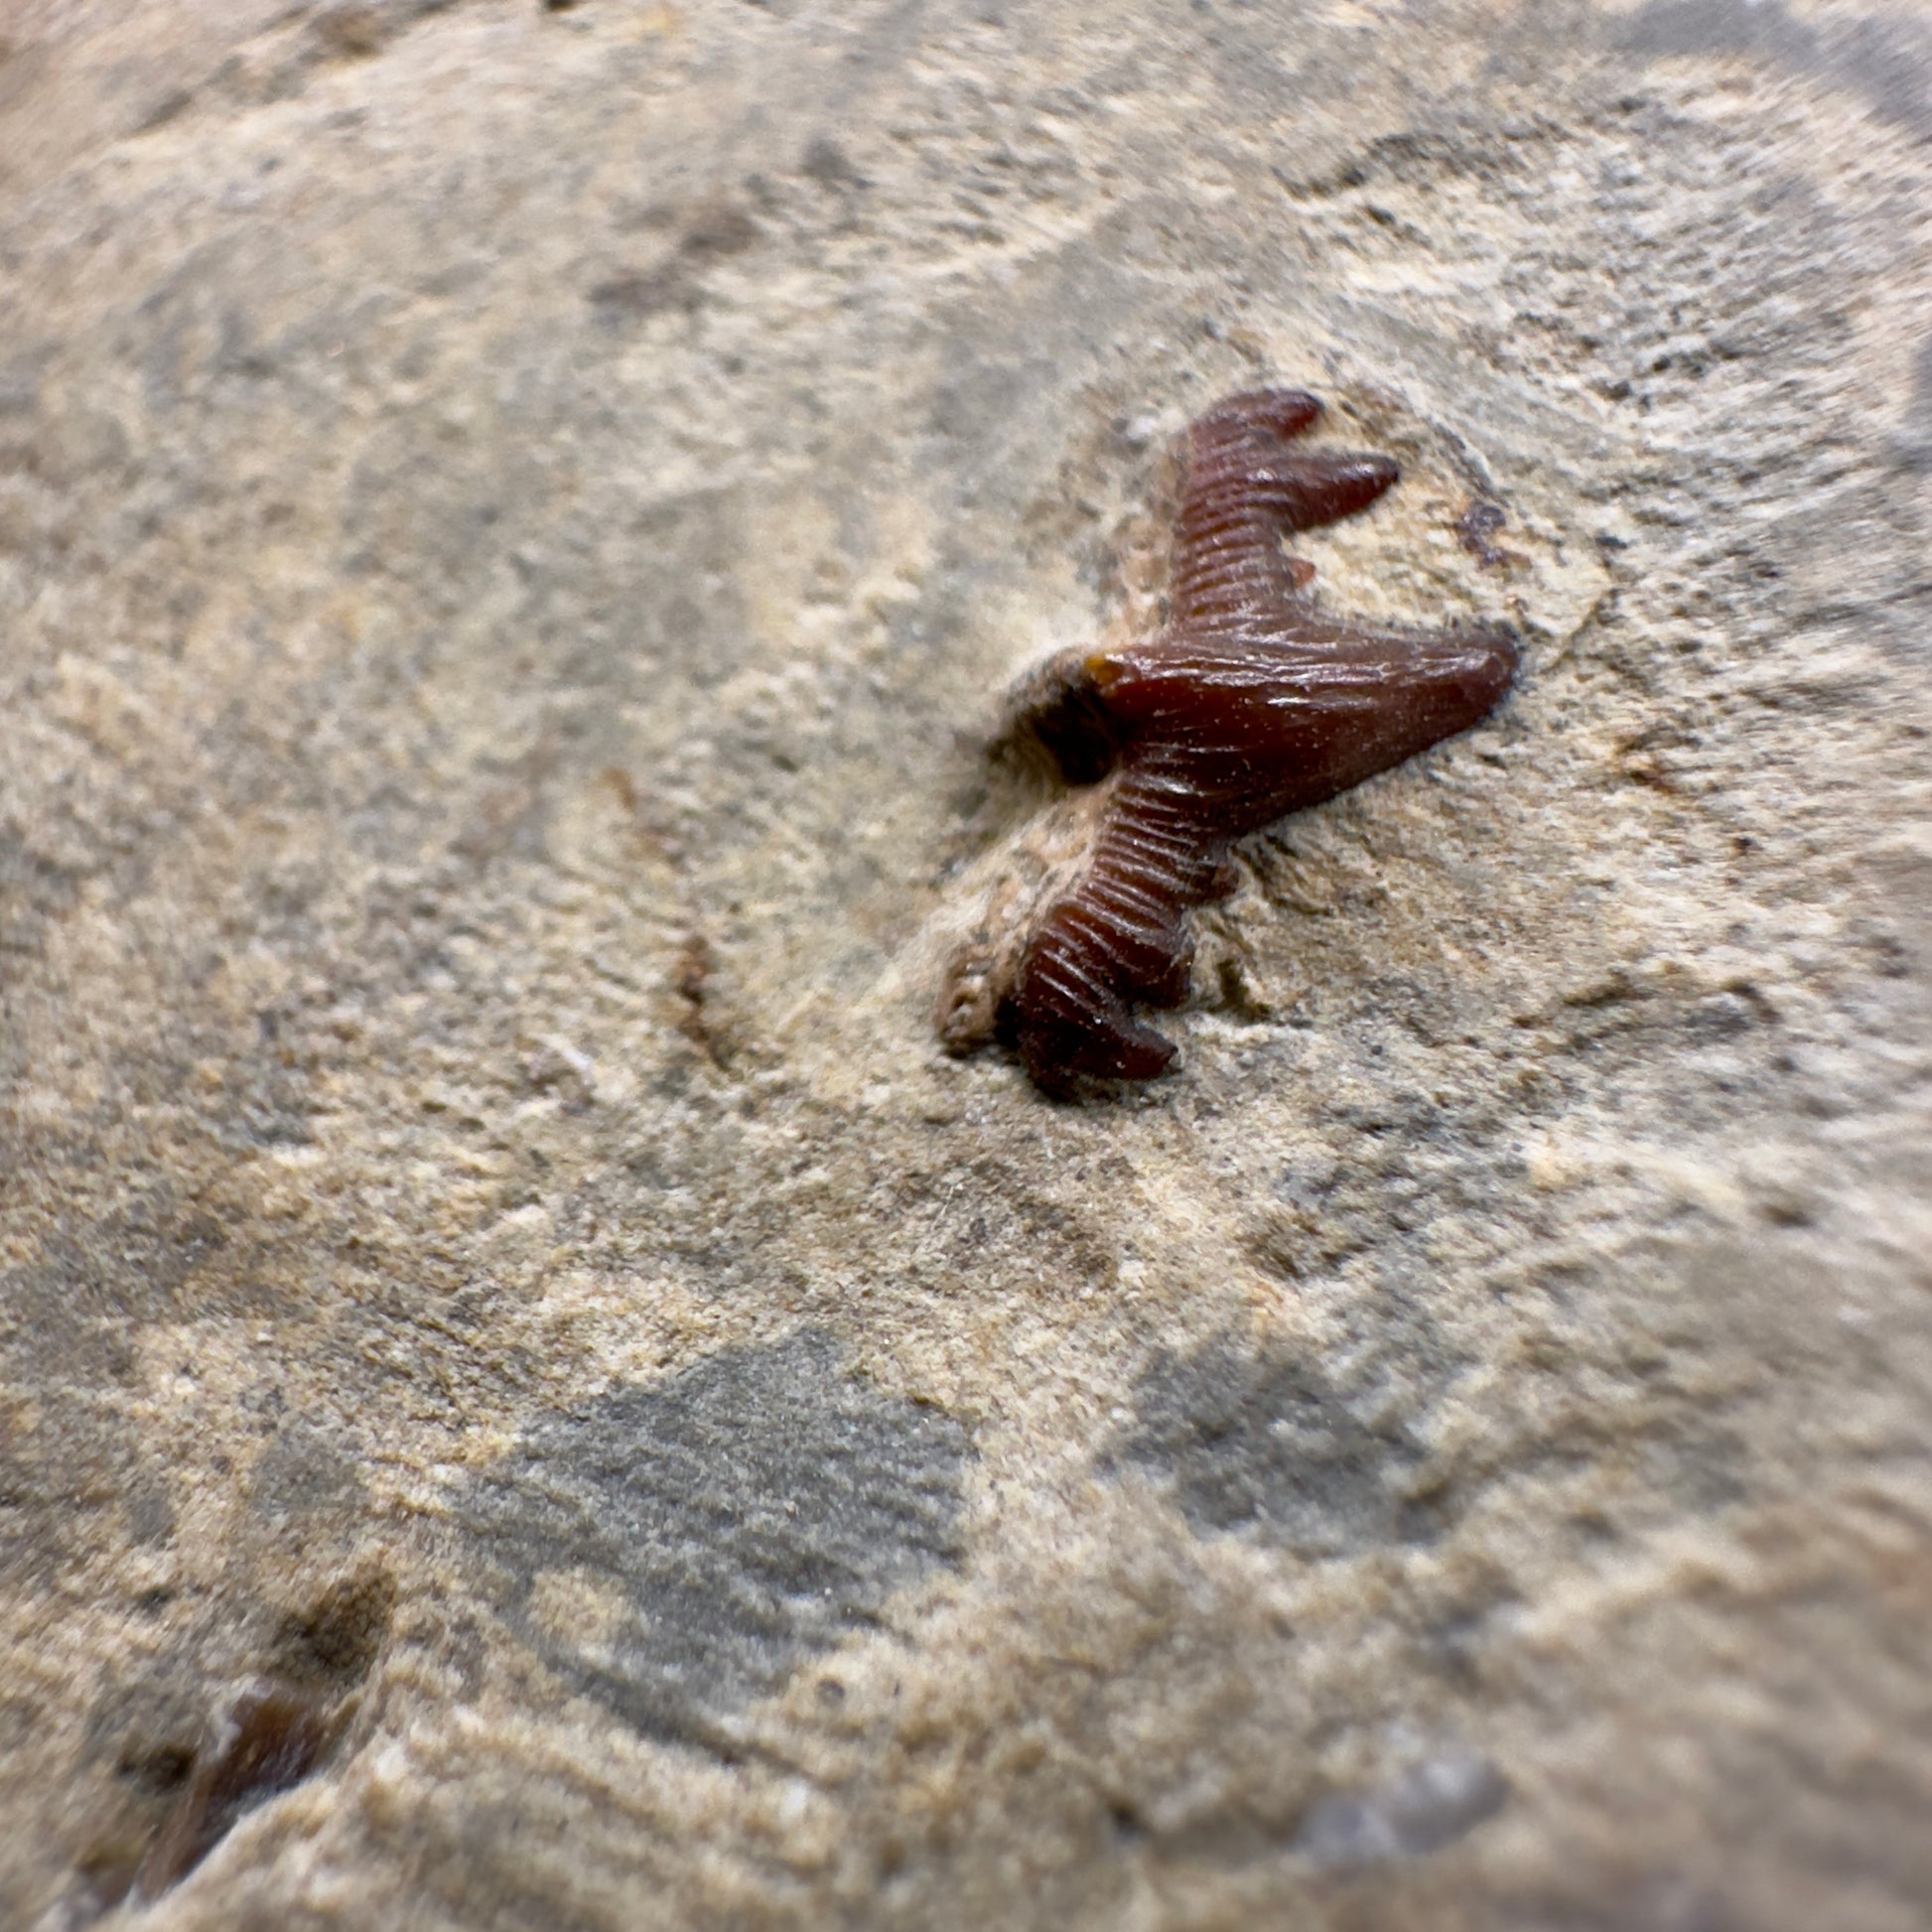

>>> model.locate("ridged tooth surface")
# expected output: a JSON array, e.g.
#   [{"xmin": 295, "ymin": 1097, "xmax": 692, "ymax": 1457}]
[{"xmin": 975, "ymin": 388, "xmax": 1517, "ymax": 1093}]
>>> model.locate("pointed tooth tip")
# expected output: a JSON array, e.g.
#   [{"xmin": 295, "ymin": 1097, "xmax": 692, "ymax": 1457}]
[{"xmin": 1471, "ymin": 626, "xmax": 1522, "ymax": 702}]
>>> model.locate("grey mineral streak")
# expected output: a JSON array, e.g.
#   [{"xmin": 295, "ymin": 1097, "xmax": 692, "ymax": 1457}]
[{"xmin": 2, "ymin": 2, "xmax": 1930, "ymax": 1929}]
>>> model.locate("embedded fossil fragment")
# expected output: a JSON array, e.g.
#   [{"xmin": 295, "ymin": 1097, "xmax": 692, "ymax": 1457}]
[
  {"xmin": 131, "ymin": 1680, "xmax": 341, "ymax": 1899},
  {"xmin": 937, "ymin": 388, "xmax": 1518, "ymax": 1097}
]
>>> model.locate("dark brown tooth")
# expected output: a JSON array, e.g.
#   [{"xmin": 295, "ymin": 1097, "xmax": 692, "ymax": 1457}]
[{"xmin": 944, "ymin": 387, "xmax": 1519, "ymax": 1098}]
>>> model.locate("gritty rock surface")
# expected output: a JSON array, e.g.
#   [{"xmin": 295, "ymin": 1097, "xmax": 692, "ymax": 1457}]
[{"xmin": 2, "ymin": 2, "xmax": 1930, "ymax": 1927}]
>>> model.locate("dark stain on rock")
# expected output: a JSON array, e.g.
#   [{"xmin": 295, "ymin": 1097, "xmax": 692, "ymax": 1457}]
[
  {"xmin": 801, "ymin": 135, "xmax": 867, "ymax": 191},
  {"xmin": 125, "ymin": 1483, "xmax": 176, "ymax": 1547},
  {"xmin": 461, "ymin": 1329, "xmax": 969, "ymax": 1750},
  {"xmin": 0, "ymin": 1258, "xmax": 140, "ymax": 1388},
  {"xmin": 269, "ymin": 1570, "xmax": 398, "ymax": 1691},
  {"xmin": 311, "ymin": 0, "xmax": 463, "ymax": 65},
  {"xmin": 1112, "ymin": 1339, "xmax": 1443, "ymax": 1554},
  {"xmin": 248, "ymin": 1420, "xmax": 367, "ymax": 1530},
  {"xmin": 0, "ymin": 1193, "xmax": 236, "ymax": 1368},
  {"xmin": 589, "ymin": 200, "xmax": 760, "ymax": 321}
]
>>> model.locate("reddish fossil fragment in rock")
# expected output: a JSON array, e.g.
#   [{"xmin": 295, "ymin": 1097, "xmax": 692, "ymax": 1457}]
[
  {"xmin": 1456, "ymin": 497, "xmax": 1529, "ymax": 572},
  {"xmin": 131, "ymin": 1681, "xmax": 341, "ymax": 1899},
  {"xmin": 936, "ymin": 388, "xmax": 1519, "ymax": 1097}
]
